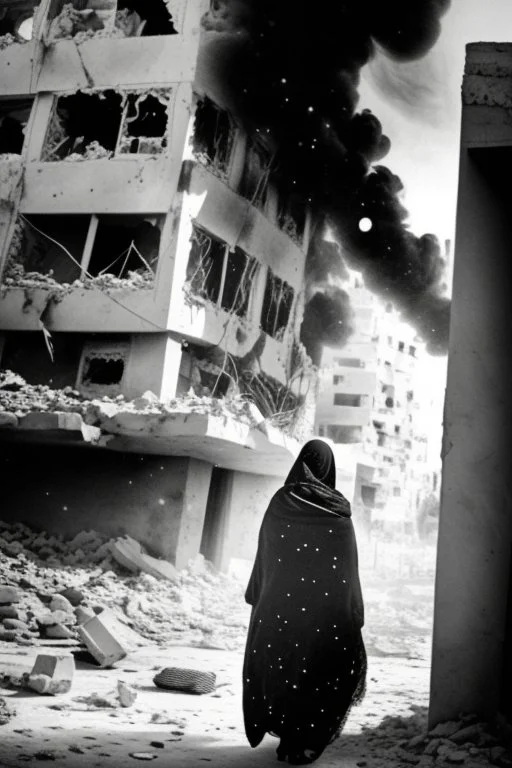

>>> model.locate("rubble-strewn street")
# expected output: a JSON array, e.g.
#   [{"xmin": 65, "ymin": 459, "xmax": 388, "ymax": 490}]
[{"xmin": 0, "ymin": 520, "xmax": 511, "ymax": 768}]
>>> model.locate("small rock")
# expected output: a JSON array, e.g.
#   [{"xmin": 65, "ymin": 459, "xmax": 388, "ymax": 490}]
[
  {"xmin": 117, "ymin": 680, "xmax": 137, "ymax": 708},
  {"xmin": 425, "ymin": 740, "xmax": 444, "ymax": 756},
  {"xmin": 150, "ymin": 742, "xmax": 165, "ymax": 749},
  {"xmin": 3, "ymin": 618, "xmax": 28, "ymax": 631},
  {"xmin": 129, "ymin": 754, "xmax": 158, "ymax": 761},
  {"xmin": 34, "ymin": 751, "xmax": 56, "ymax": 761},
  {"xmin": 409, "ymin": 735, "xmax": 428, "ymax": 749},
  {"xmin": 0, "ymin": 629, "xmax": 17, "ymax": 642},
  {"xmin": 68, "ymin": 746, "xmax": 85, "ymax": 754},
  {"xmin": 451, "ymin": 725, "xmax": 484, "ymax": 745},
  {"xmin": 446, "ymin": 751, "xmax": 468, "ymax": 764}
]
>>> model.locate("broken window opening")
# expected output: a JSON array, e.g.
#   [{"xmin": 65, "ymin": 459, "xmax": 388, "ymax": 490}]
[
  {"xmin": 42, "ymin": 90, "xmax": 123, "ymax": 162},
  {"xmin": 87, "ymin": 215, "xmax": 161, "ymax": 278},
  {"xmin": 45, "ymin": 0, "xmax": 117, "ymax": 45},
  {"xmin": 0, "ymin": 1, "xmax": 38, "ymax": 45},
  {"xmin": 196, "ymin": 367, "xmax": 231, "ymax": 398},
  {"xmin": 220, "ymin": 247, "xmax": 258, "ymax": 318},
  {"xmin": 277, "ymin": 191, "xmax": 306, "ymax": 244},
  {"xmin": 193, "ymin": 97, "xmax": 235, "ymax": 178},
  {"xmin": 238, "ymin": 138, "xmax": 272, "ymax": 210},
  {"xmin": 82, "ymin": 356, "xmax": 124, "ymax": 385},
  {"xmin": 260, "ymin": 270, "xmax": 294, "ymax": 339},
  {"xmin": 0, "ymin": 97, "xmax": 33, "ymax": 155},
  {"xmin": 186, "ymin": 226, "xmax": 226, "ymax": 305},
  {"xmin": 12, "ymin": 214, "xmax": 90, "ymax": 284},
  {"xmin": 323, "ymin": 424, "xmax": 362, "ymax": 444},
  {"xmin": 115, "ymin": 0, "xmax": 177, "ymax": 36},
  {"xmin": 118, "ymin": 92, "xmax": 169, "ymax": 155}
]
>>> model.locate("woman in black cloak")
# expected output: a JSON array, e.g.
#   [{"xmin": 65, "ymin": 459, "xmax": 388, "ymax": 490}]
[{"xmin": 243, "ymin": 439, "xmax": 366, "ymax": 765}]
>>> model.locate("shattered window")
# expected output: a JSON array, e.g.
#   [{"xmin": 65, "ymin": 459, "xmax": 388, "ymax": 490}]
[
  {"xmin": 42, "ymin": 90, "xmax": 123, "ymax": 161},
  {"xmin": 0, "ymin": 98, "xmax": 33, "ymax": 156},
  {"xmin": 193, "ymin": 97, "xmax": 234, "ymax": 177},
  {"xmin": 119, "ymin": 92, "xmax": 169, "ymax": 155},
  {"xmin": 79, "ymin": 339, "xmax": 131, "ymax": 397},
  {"xmin": 186, "ymin": 227, "xmax": 257, "ymax": 317},
  {"xmin": 0, "ymin": 1, "xmax": 38, "ymax": 42},
  {"xmin": 277, "ymin": 191, "xmax": 306, "ymax": 244},
  {"xmin": 12, "ymin": 214, "xmax": 90, "ymax": 283},
  {"xmin": 260, "ymin": 270, "xmax": 294, "ymax": 339},
  {"xmin": 238, "ymin": 138, "xmax": 272, "ymax": 209},
  {"xmin": 87, "ymin": 215, "xmax": 162, "ymax": 277},
  {"xmin": 115, "ymin": 0, "xmax": 177, "ymax": 37},
  {"xmin": 220, "ymin": 247, "xmax": 258, "ymax": 317},
  {"xmin": 186, "ymin": 227, "xmax": 226, "ymax": 305}
]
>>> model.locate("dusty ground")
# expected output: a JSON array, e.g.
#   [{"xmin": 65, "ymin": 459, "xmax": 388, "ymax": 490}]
[
  {"xmin": 0, "ymin": 634, "xmax": 432, "ymax": 768},
  {"xmin": 0, "ymin": 574, "xmax": 436, "ymax": 768}
]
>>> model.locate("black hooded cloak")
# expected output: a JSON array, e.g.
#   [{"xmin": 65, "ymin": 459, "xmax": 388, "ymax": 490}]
[{"xmin": 243, "ymin": 440, "xmax": 366, "ymax": 764}]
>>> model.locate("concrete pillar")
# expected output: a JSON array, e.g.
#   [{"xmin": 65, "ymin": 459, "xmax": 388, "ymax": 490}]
[
  {"xmin": 124, "ymin": 333, "xmax": 183, "ymax": 400},
  {"xmin": 429, "ymin": 43, "xmax": 512, "ymax": 725},
  {"xmin": 173, "ymin": 458, "xmax": 212, "ymax": 569}
]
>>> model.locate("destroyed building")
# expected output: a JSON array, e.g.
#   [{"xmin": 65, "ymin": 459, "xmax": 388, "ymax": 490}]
[
  {"xmin": 0, "ymin": 0, "xmax": 318, "ymax": 575},
  {"xmin": 430, "ymin": 42, "xmax": 512, "ymax": 727}
]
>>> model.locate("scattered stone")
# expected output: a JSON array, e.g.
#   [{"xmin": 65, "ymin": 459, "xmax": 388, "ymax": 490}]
[
  {"xmin": 49, "ymin": 595, "xmax": 73, "ymax": 613},
  {"xmin": 0, "ymin": 628, "xmax": 17, "ymax": 641},
  {"xmin": 451, "ymin": 725, "xmax": 484, "ymax": 745},
  {"xmin": 0, "ymin": 697, "xmax": 14, "ymax": 725},
  {"xmin": 117, "ymin": 680, "xmax": 137, "ymax": 707},
  {"xmin": 68, "ymin": 746, "xmax": 85, "ymax": 754},
  {"xmin": 59, "ymin": 587, "xmax": 84, "ymax": 607},
  {"xmin": 445, "ymin": 751, "xmax": 468, "ymax": 764},
  {"xmin": 130, "ymin": 755, "xmax": 158, "ymax": 761},
  {"xmin": 409, "ymin": 735, "xmax": 428, "ymax": 748},
  {"xmin": 3, "ymin": 618, "xmax": 28, "ymax": 631},
  {"xmin": 429, "ymin": 723, "xmax": 463, "ymax": 739},
  {"xmin": 0, "ymin": 585, "xmax": 21, "ymax": 603},
  {"xmin": 0, "ymin": 605, "xmax": 18, "ymax": 620},
  {"xmin": 44, "ymin": 623, "xmax": 74, "ymax": 640},
  {"xmin": 34, "ymin": 751, "xmax": 56, "ymax": 760},
  {"xmin": 150, "ymin": 742, "xmax": 165, "ymax": 749}
]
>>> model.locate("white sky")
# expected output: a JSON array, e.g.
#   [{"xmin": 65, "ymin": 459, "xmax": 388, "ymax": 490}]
[{"xmin": 358, "ymin": 0, "xmax": 512, "ymax": 244}]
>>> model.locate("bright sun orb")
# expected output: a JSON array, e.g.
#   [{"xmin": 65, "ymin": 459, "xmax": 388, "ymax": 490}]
[{"xmin": 358, "ymin": 217, "xmax": 373, "ymax": 233}]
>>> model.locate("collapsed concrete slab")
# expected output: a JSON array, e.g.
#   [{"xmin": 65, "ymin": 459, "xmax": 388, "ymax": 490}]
[
  {"xmin": 77, "ymin": 610, "xmax": 127, "ymax": 668},
  {"xmin": 27, "ymin": 654, "xmax": 74, "ymax": 695}
]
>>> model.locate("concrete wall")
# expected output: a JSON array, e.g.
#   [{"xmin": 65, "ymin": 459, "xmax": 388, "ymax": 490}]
[
  {"xmin": 430, "ymin": 44, "xmax": 512, "ymax": 725},
  {"xmin": 0, "ymin": 442, "xmax": 212, "ymax": 568}
]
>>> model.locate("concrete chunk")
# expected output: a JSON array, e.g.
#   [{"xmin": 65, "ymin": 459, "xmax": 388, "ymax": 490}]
[
  {"xmin": 27, "ymin": 654, "xmax": 74, "ymax": 695},
  {"xmin": 77, "ymin": 610, "xmax": 127, "ymax": 668}
]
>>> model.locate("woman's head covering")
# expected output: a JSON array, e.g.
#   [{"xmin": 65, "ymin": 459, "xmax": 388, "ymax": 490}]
[{"xmin": 285, "ymin": 439, "xmax": 336, "ymax": 488}]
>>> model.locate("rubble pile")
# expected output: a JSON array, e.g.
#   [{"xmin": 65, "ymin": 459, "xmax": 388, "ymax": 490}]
[
  {"xmin": 1, "ymin": 261, "xmax": 154, "ymax": 291},
  {"xmin": 0, "ymin": 520, "xmax": 250, "ymax": 650},
  {"xmin": 0, "ymin": 369, "xmax": 267, "ymax": 428},
  {"xmin": 360, "ymin": 712, "xmax": 512, "ymax": 768}
]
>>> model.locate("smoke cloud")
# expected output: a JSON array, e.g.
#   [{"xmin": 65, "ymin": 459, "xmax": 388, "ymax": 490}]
[{"xmin": 201, "ymin": 0, "xmax": 452, "ymax": 355}]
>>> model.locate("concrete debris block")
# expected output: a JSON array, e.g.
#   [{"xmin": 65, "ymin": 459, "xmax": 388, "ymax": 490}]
[
  {"xmin": 110, "ymin": 536, "xmax": 179, "ymax": 583},
  {"xmin": 49, "ymin": 595, "xmax": 73, "ymax": 614},
  {"xmin": 0, "ymin": 629, "xmax": 17, "ymax": 641},
  {"xmin": 28, "ymin": 654, "xmax": 74, "ymax": 696},
  {"xmin": 77, "ymin": 610, "xmax": 127, "ymax": 668},
  {"xmin": 0, "ymin": 585, "xmax": 21, "ymax": 604},
  {"xmin": 44, "ymin": 623, "xmax": 74, "ymax": 640},
  {"xmin": 117, "ymin": 680, "xmax": 137, "ymax": 707},
  {"xmin": 429, "ymin": 723, "xmax": 464, "ymax": 739}
]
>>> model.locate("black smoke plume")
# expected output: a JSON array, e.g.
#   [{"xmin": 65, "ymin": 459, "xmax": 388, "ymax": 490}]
[{"xmin": 201, "ymin": 0, "xmax": 452, "ymax": 355}]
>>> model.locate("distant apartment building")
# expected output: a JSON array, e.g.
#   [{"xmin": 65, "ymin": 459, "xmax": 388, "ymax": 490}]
[
  {"xmin": 0, "ymin": 0, "xmax": 317, "ymax": 573},
  {"xmin": 316, "ymin": 272, "xmax": 438, "ymax": 538}
]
